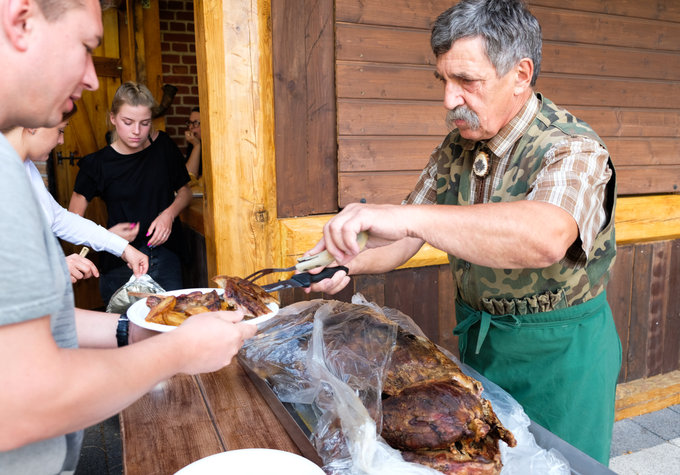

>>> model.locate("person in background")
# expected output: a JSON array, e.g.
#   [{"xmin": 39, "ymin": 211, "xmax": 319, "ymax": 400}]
[
  {"xmin": 3, "ymin": 107, "xmax": 149, "ymax": 283},
  {"xmin": 69, "ymin": 81, "xmax": 193, "ymax": 303},
  {"xmin": 307, "ymin": 0, "xmax": 620, "ymax": 465},
  {"xmin": 185, "ymin": 105, "xmax": 202, "ymax": 179},
  {"xmin": 0, "ymin": 2, "xmax": 255, "ymax": 473}
]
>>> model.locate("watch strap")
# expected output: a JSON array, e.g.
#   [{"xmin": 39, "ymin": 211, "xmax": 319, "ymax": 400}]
[{"xmin": 116, "ymin": 313, "xmax": 129, "ymax": 347}]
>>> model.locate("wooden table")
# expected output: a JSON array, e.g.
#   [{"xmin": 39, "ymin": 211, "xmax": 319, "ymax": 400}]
[{"xmin": 120, "ymin": 361, "xmax": 306, "ymax": 474}]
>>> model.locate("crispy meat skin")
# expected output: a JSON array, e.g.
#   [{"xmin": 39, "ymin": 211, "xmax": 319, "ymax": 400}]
[
  {"xmin": 382, "ymin": 381, "xmax": 490, "ymax": 450},
  {"xmin": 174, "ymin": 290, "xmax": 221, "ymax": 312},
  {"xmin": 213, "ymin": 275, "xmax": 279, "ymax": 317},
  {"xmin": 381, "ymin": 327, "xmax": 516, "ymax": 474},
  {"xmin": 383, "ymin": 331, "xmax": 482, "ymax": 397}
]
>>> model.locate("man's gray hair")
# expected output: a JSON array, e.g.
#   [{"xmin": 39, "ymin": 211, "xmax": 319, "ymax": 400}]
[{"xmin": 431, "ymin": 0, "xmax": 542, "ymax": 86}]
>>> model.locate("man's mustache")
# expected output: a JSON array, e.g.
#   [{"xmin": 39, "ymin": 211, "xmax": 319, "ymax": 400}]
[{"xmin": 446, "ymin": 106, "xmax": 480, "ymax": 130}]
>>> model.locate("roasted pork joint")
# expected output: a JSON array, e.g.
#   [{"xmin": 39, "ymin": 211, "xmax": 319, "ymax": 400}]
[
  {"xmin": 239, "ymin": 299, "xmax": 515, "ymax": 475},
  {"xmin": 380, "ymin": 327, "xmax": 516, "ymax": 474}
]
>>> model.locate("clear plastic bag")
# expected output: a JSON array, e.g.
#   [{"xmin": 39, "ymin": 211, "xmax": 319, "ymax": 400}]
[
  {"xmin": 105, "ymin": 274, "xmax": 165, "ymax": 313},
  {"xmin": 240, "ymin": 295, "xmax": 570, "ymax": 475}
]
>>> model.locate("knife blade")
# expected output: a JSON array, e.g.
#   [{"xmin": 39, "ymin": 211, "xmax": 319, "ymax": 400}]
[{"xmin": 260, "ymin": 266, "xmax": 349, "ymax": 293}]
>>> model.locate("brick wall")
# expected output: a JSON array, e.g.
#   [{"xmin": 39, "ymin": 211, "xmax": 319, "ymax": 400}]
[{"xmin": 159, "ymin": 1, "xmax": 198, "ymax": 151}]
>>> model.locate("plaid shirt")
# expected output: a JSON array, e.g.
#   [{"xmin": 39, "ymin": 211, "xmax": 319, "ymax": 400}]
[{"xmin": 404, "ymin": 93, "xmax": 612, "ymax": 263}]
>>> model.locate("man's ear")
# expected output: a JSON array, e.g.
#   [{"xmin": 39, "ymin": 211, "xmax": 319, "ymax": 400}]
[
  {"xmin": 514, "ymin": 58, "xmax": 534, "ymax": 94},
  {"xmin": 3, "ymin": 0, "xmax": 36, "ymax": 52}
]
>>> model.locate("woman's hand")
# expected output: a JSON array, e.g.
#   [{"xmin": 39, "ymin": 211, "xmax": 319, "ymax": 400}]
[
  {"xmin": 64, "ymin": 254, "xmax": 99, "ymax": 283},
  {"xmin": 146, "ymin": 211, "xmax": 174, "ymax": 248},
  {"xmin": 109, "ymin": 222, "xmax": 140, "ymax": 242},
  {"xmin": 121, "ymin": 244, "xmax": 149, "ymax": 277}
]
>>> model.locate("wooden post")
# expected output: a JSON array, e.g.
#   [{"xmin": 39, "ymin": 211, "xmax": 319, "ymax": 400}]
[{"xmin": 194, "ymin": 0, "xmax": 278, "ymax": 280}]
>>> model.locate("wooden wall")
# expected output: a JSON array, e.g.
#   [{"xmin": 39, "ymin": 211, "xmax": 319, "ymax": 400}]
[
  {"xmin": 274, "ymin": 0, "xmax": 680, "ymax": 213},
  {"xmin": 608, "ymin": 240, "xmax": 680, "ymax": 382},
  {"xmin": 330, "ymin": 0, "xmax": 680, "ymax": 206}
]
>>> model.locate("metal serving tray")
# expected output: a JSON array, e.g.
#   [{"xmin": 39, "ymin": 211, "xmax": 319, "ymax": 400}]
[{"xmin": 240, "ymin": 358, "xmax": 616, "ymax": 475}]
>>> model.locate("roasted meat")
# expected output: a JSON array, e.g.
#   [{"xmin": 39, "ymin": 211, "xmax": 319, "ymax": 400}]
[
  {"xmin": 380, "ymin": 327, "xmax": 516, "ymax": 474},
  {"xmin": 213, "ymin": 275, "xmax": 278, "ymax": 317},
  {"xmin": 383, "ymin": 331, "xmax": 482, "ymax": 396},
  {"xmin": 143, "ymin": 277, "xmax": 278, "ymax": 327},
  {"xmin": 175, "ymin": 290, "xmax": 222, "ymax": 312},
  {"xmin": 239, "ymin": 299, "xmax": 515, "ymax": 475},
  {"xmin": 382, "ymin": 380, "xmax": 491, "ymax": 450},
  {"xmin": 401, "ymin": 445, "xmax": 503, "ymax": 475}
]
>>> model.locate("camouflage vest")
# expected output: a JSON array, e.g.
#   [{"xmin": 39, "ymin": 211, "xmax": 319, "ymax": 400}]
[{"xmin": 435, "ymin": 94, "xmax": 617, "ymax": 315}]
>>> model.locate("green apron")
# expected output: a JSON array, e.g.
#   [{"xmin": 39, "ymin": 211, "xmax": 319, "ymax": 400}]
[{"xmin": 454, "ymin": 291, "xmax": 621, "ymax": 465}]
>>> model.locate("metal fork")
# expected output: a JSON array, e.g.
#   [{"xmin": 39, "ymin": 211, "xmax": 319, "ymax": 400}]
[
  {"xmin": 244, "ymin": 250, "xmax": 336, "ymax": 282},
  {"xmin": 245, "ymin": 231, "xmax": 368, "ymax": 282}
]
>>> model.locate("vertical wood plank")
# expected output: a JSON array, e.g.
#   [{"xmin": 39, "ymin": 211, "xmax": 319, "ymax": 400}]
[
  {"xmin": 607, "ymin": 245, "xmax": 634, "ymax": 382},
  {"xmin": 271, "ymin": 0, "xmax": 308, "ymax": 217},
  {"xmin": 273, "ymin": 0, "xmax": 337, "ymax": 217},
  {"xmin": 140, "ymin": 0, "xmax": 165, "ymax": 131},
  {"xmin": 384, "ymin": 268, "xmax": 440, "ymax": 344},
  {"xmin": 353, "ymin": 274, "xmax": 386, "ymax": 306},
  {"xmin": 194, "ymin": 0, "xmax": 279, "ymax": 278},
  {"xmin": 303, "ymin": 0, "xmax": 337, "ymax": 214},
  {"xmin": 663, "ymin": 240, "xmax": 680, "ymax": 373},
  {"xmin": 628, "ymin": 244, "xmax": 653, "ymax": 380},
  {"xmin": 647, "ymin": 241, "xmax": 670, "ymax": 377}
]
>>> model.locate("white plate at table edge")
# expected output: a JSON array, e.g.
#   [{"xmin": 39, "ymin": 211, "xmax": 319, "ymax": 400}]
[
  {"xmin": 126, "ymin": 288, "xmax": 279, "ymax": 332},
  {"xmin": 174, "ymin": 448, "xmax": 324, "ymax": 475}
]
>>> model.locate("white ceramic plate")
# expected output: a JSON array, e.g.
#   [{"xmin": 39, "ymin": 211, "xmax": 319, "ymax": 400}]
[
  {"xmin": 174, "ymin": 448, "xmax": 324, "ymax": 475},
  {"xmin": 127, "ymin": 288, "xmax": 278, "ymax": 332}
]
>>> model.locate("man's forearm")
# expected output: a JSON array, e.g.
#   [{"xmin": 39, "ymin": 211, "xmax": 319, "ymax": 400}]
[
  {"xmin": 410, "ymin": 201, "xmax": 578, "ymax": 269},
  {"xmin": 347, "ymin": 237, "xmax": 424, "ymax": 275}
]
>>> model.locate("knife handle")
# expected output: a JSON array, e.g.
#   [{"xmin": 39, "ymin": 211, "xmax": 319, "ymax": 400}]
[
  {"xmin": 308, "ymin": 266, "xmax": 349, "ymax": 284},
  {"xmin": 294, "ymin": 231, "xmax": 368, "ymax": 272},
  {"xmin": 295, "ymin": 249, "xmax": 335, "ymax": 272}
]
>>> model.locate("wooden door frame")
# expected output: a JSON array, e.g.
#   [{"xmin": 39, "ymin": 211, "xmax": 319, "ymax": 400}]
[{"xmin": 194, "ymin": 0, "xmax": 279, "ymax": 280}]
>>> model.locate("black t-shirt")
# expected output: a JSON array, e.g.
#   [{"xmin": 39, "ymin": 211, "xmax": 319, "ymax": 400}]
[{"xmin": 74, "ymin": 131, "xmax": 191, "ymax": 270}]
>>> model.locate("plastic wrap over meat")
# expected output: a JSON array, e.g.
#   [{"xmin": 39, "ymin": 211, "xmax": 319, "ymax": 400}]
[{"xmin": 239, "ymin": 295, "xmax": 570, "ymax": 475}]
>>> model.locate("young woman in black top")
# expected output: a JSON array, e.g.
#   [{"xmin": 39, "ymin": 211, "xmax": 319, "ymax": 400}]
[{"xmin": 69, "ymin": 81, "xmax": 192, "ymax": 303}]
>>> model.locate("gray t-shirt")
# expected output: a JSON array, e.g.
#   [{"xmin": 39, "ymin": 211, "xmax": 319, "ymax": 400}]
[{"xmin": 0, "ymin": 133, "xmax": 82, "ymax": 474}]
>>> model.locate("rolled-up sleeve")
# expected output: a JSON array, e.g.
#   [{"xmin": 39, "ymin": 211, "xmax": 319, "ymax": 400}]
[{"xmin": 526, "ymin": 137, "xmax": 612, "ymax": 261}]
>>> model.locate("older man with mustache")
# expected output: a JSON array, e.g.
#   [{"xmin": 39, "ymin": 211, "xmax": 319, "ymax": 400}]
[{"xmin": 307, "ymin": 0, "xmax": 620, "ymax": 466}]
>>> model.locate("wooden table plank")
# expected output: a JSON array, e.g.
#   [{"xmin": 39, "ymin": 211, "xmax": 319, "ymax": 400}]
[
  {"xmin": 121, "ymin": 374, "xmax": 223, "ymax": 475},
  {"xmin": 198, "ymin": 362, "xmax": 303, "ymax": 453},
  {"xmin": 121, "ymin": 362, "xmax": 306, "ymax": 474}
]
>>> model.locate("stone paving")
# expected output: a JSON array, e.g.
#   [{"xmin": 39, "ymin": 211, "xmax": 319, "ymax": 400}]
[
  {"xmin": 609, "ymin": 404, "xmax": 680, "ymax": 475},
  {"xmin": 75, "ymin": 415, "xmax": 122, "ymax": 475}
]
